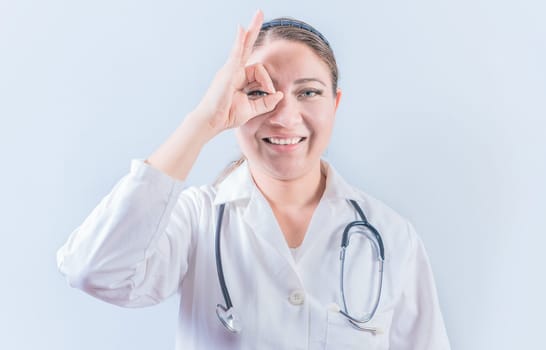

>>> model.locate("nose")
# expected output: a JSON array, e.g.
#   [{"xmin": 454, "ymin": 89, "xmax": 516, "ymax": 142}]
[{"xmin": 266, "ymin": 93, "xmax": 302, "ymax": 128}]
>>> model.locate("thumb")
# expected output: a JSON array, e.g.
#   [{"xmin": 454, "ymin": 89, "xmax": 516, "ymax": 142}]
[{"xmin": 251, "ymin": 91, "xmax": 284, "ymax": 116}]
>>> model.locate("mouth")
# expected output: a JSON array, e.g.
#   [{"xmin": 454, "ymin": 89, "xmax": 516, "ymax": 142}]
[{"xmin": 262, "ymin": 137, "xmax": 306, "ymax": 145}]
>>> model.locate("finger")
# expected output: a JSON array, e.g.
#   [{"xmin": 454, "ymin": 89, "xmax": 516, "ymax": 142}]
[
  {"xmin": 250, "ymin": 91, "xmax": 283, "ymax": 117},
  {"xmin": 241, "ymin": 10, "xmax": 264, "ymax": 63},
  {"xmin": 244, "ymin": 64, "xmax": 274, "ymax": 93},
  {"xmin": 253, "ymin": 64, "xmax": 275, "ymax": 93},
  {"xmin": 228, "ymin": 25, "xmax": 245, "ymax": 63}
]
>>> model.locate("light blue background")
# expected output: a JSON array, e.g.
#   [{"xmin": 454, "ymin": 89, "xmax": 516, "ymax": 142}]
[{"xmin": 1, "ymin": 0, "xmax": 544, "ymax": 349}]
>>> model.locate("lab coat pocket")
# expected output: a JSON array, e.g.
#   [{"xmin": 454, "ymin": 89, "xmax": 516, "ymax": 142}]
[{"xmin": 325, "ymin": 308, "xmax": 392, "ymax": 350}]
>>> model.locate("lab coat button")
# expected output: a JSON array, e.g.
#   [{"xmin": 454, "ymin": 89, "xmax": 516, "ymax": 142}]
[{"xmin": 288, "ymin": 290, "xmax": 305, "ymax": 305}]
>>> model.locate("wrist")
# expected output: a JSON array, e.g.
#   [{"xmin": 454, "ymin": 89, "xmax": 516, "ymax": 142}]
[{"xmin": 184, "ymin": 109, "xmax": 222, "ymax": 143}]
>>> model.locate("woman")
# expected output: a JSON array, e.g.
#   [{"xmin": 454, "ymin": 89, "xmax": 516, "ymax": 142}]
[{"xmin": 57, "ymin": 10, "xmax": 451, "ymax": 349}]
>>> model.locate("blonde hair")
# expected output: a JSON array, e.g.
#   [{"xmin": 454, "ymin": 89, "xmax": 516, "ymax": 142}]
[{"xmin": 213, "ymin": 156, "xmax": 246, "ymax": 188}]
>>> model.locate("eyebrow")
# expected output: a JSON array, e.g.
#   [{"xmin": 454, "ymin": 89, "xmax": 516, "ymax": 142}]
[
  {"xmin": 294, "ymin": 78, "xmax": 327, "ymax": 86},
  {"xmin": 269, "ymin": 78, "xmax": 327, "ymax": 87}
]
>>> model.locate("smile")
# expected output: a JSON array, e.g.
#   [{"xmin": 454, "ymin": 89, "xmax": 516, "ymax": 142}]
[{"xmin": 263, "ymin": 137, "xmax": 306, "ymax": 145}]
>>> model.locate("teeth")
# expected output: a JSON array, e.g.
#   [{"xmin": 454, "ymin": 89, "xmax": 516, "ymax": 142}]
[{"xmin": 267, "ymin": 137, "xmax": 303, "ymax": 145}]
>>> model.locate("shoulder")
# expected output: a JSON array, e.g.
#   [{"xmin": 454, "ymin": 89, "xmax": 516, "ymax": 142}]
[
  {"xmin": 174, "ymin": 161, "xmax": 255, "ymax": 220},
  {"xmin": 323, "ymin": 161, "xmax": 413, "ymax": 237},
  {"xmin": 323, "ymin": 161, "xmax": 418, "ymax": 264},
  {"xmin": 352, "ymin": 189, "xmax": 412, "ymax": 236},
  {"xmin": 177, "ymin": 184, "xmax": 217, "ymax": 215}
]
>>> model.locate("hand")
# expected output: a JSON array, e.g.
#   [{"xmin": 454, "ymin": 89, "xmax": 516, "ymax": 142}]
[{"xmin": 193, "ymin": 10, "xmax": 284, "ymax": 136}]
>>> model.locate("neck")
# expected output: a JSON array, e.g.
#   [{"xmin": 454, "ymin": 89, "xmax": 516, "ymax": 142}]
[{"xmin": 250, "ymin": 162, "xmax": 326, "ymax": 208}]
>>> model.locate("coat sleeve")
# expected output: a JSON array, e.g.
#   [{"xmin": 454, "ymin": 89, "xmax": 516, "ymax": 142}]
[
  {"xmin": 56, "ymin": 159, "xmax": 201, "ymax": 307},
  {"xmin": 388, "ymin": 223, "xmax": 451, "ymax": 349}
]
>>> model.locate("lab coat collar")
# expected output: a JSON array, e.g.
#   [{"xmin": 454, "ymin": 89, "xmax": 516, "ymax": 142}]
[
  {"xmin": 213, "ymin": 159, "xmax": 362, "ymax": 273},
  {"xmin": 213, "ymin": 159, "xmax": 360, "ymax": 205},
  {"xmin": 213, "ymin": 161, "xmax": 255, "ymax": 205},
  {"xmin": 320, "ymin": 160, "xmax": 361, "ymax": 202}
]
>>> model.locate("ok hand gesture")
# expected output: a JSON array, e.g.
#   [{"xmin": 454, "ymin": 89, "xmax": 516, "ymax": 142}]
[{"xmin": 194, "ymin": 10, "xmax": 284, "ymax": 136}]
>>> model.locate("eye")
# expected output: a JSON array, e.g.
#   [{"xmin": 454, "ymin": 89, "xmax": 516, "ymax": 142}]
[
  {"xmin": 247, "ymin": 90, "xmax": 269, "ymax": 100},
  {"xmin": 298, "ymin": 89, "xmax": 322, "ymax": 99}
]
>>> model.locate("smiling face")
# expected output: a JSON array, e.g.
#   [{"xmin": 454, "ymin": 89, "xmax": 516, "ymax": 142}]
[{"xmin": 236, "ymin": 39, "xmax": 342, "ymax": 181}]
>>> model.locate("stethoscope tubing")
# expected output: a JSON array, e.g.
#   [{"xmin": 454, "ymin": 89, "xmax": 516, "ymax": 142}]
[
  {"xmin": 215, "ymin": 199, "xmax": 385, "ymax": 334},
  {"xmin": 215, "ymin": 203, "xmax": 233, "ymax": 309}
]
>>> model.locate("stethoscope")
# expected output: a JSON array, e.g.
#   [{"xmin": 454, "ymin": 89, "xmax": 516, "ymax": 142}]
[{"xmin": 214, "ymin": 199, "xmax": 385, "ymax": 334}]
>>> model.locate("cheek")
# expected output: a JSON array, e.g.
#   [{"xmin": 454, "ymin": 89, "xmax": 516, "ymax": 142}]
[
  {"xmin": 305, "ymin": 103, "xmax": 336, "ymax": 130},
  {"xmin": 235, "ymin": 123, "xmax": 259, "ymax": 154},
  {"xmin": 237, "ymin": 113, "xmax": 268, "ymax": 141}
]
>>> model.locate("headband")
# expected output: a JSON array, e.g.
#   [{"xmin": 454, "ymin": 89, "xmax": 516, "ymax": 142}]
[{"xmin": 260, "ymin": 18, "xmax": 331, "ymax": 48}]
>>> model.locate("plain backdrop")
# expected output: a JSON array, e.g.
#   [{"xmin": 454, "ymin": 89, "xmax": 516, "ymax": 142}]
[{"xmin": 1, "ymin": 0, "xmax": 544, "ymax": 349}]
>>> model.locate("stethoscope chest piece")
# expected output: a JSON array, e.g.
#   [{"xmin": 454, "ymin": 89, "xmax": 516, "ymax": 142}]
[{"xmin": 216, "ymin": 304, "xmax": 242, "ymax": 333}]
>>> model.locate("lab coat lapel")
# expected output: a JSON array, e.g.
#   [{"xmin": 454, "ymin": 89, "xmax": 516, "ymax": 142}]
[
  {"xmin": 242, "ymin": 189, "xmax": 297, "ymax": 272},
  {"xmin": 295, "ymin": 198, "xmax": 334, "ymax": 261},
  {"xmin": 295, "ymin": 161, "xmax": 361, "ymax": 261},
  {"xmin": 214, "ymin": 161, "xmax": 296, "ymax": 271}
]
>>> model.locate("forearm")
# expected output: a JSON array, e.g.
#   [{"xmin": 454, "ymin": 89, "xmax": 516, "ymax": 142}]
[{"xmin": 146, "ymin": 110, "xmax": 218, "ymax": 181}]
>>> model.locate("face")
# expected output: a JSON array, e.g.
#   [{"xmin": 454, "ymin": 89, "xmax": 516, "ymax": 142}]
[{"xmin": 236, "ymin": 39, "xmax": 342, "ymax": 181}]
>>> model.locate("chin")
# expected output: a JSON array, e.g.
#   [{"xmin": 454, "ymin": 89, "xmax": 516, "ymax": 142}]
[{"xmin": 251, "ymin": 158, "xmax": 315, "ymax": 181}]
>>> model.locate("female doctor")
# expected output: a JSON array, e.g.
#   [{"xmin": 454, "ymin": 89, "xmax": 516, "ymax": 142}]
[{"xmin": 57, "ymin": 10, "xmax": 451, "ymax": 349}]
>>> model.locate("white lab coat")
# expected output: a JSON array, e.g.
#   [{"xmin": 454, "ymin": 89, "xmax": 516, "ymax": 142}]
[{"xmin": 57, "ymin": 159, "xmax": 450, "ymax": 349}]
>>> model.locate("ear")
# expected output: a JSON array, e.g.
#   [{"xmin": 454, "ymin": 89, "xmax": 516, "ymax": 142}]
[{"xmin": 334, "ymin": 88, "xmax": 342, "ymax": 111}]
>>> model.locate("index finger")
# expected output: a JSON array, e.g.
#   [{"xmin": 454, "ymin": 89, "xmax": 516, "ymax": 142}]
[{"xmin": 241, "ymin": 10, "xmax": 264, "ymax": 63}]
